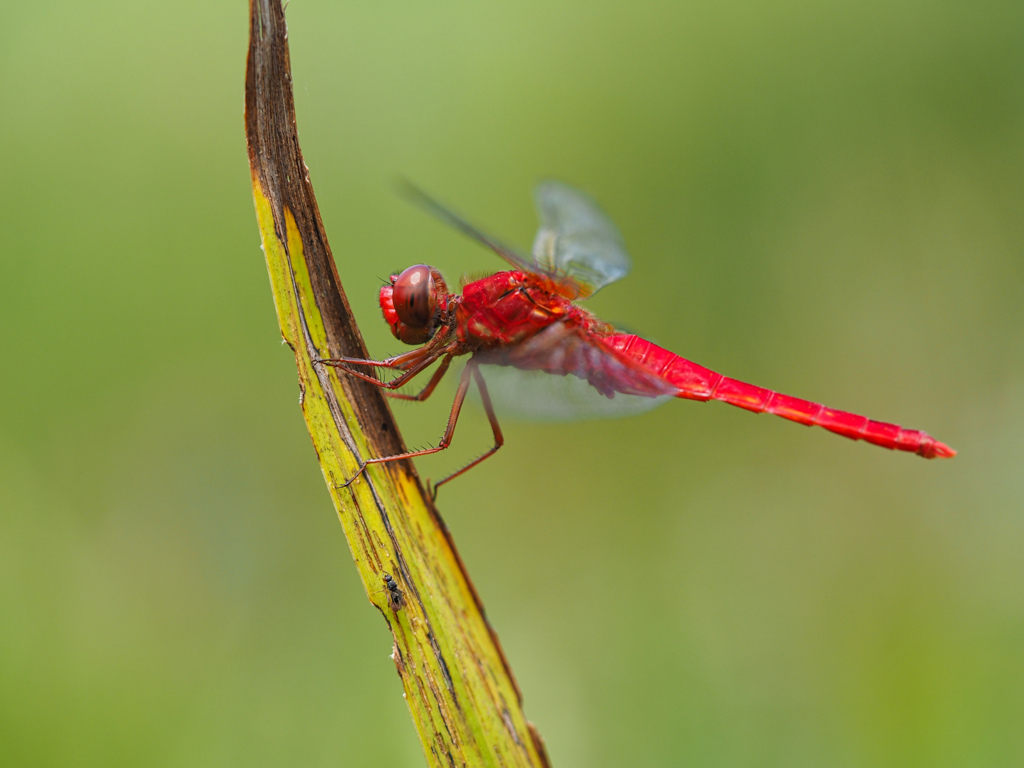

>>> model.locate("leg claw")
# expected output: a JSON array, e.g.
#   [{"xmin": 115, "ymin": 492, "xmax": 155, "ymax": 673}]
[{"xmin": 341, "ymin": 463, "xmax": 368, "ymax": 489}]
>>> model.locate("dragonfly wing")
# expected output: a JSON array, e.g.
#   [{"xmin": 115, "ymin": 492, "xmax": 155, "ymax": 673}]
[
  {"xmin": 474, "ymin": 320, "xmax": 674, "ymax": 421},
  {"xmin": 400, "ymin": 181, "xmax": 536, "ymax": 274},
  {"xmin": 532, "ymin": 181, "xmax": 632, "ymax": 299},
  {"xmin": 473, "ymin": 365, "xmax": 671, "ymax": 421}
]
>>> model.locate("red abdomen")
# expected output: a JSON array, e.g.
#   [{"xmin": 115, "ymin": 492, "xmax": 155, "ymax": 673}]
[{"xmin": 604, "ymin": 334, "xmax": 956, "ymax": 459}]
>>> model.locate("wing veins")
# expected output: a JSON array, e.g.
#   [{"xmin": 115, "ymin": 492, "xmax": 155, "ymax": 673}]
[{"xmin": 400, "ymin": 180, "xmax": 537, "ymax": 274}]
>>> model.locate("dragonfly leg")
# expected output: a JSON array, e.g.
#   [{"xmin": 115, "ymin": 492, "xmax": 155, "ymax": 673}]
[
  {"xmin": 342, "ymin": 359, "xmax": 475, "ymax": 490},
  {"xmin": 429, "ymin": 362, "xmax": 504, "ymax": 500},
  {"xmin": 385, "ymin": 355, "xmax": 453, "ymax": 402},
  {"xmin": 315, "ymin": 343, "xmax": 436, "ymax": 373},
  {"xmin": 319, "ymin": 344, "xmax": 456, "ymax": 391}
]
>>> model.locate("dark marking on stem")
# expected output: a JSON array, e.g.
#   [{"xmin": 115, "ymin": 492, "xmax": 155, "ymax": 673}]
[
  {"xmin": 427, "ymin": 631, "xmax": 456, "ymax": 695},
  {"xmin": 344, "ymin": 490, "xmax": 373, "ymax": 556},
  {"xmin": 434, "ymin": 734, "xmax": 456, "ymax": 768},
  {"xmin": 430, "ymin": 686, "xmax": 454, "ymax": 744},
  {"xmin": 429, "ymin": 742, "xmax": 457, "ymax": 768},
  {"xmin": 502, "ymin": 707, "xmax": 524, "ymax": 749},
  {"xmin": 527, "ymin": 722, "xmax": 553, "ymax": 768},
  {"xmin": 370, "ymin": 528, "xmax": 386, "ymax": 553},
  {"xmin": 391, "ymin": 642, "xmax": 405, "ymax": 675},
  {"xmin": 413, "ymin": 669, "xmax": 438, "ymax": 734}
]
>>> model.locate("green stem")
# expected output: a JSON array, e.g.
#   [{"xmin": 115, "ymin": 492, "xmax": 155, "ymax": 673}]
[{"xmin": 244, "ymin": 2, "xmax": 549, "ymax": 766}]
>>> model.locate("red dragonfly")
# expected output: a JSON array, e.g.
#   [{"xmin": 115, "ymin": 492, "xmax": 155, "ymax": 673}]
[{"xmin": 319, "ymin": 181, "xmax": 955, "ymax": 495}]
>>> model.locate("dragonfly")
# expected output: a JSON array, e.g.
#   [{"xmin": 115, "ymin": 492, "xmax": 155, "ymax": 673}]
[{"xmin": 318, "ymin": 181, "xmax": 955, "ymax": 496}]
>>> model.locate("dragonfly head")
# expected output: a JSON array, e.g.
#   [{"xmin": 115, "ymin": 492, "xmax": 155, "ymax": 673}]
[{"xmin": 380, "ymin": 264, "xmax": 450, "ymax": 345}]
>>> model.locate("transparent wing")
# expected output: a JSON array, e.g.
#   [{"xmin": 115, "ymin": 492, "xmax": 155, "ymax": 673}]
[
  {"xmin": 400, "ymin": 180, "xmax": 536, "ymax": 274},
  {"xmin": 472, "ymin": 320, "xmax": 674, "ymax": 421},
  {"xmin": 472, "ymin": 365, "xmax": 671, "ymax": 422},
  {"xmin": 531, "ymin": 180, "xmax": 631, "ymax": 299}
]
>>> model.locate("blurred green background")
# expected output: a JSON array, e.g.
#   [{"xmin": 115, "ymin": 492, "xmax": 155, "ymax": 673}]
[{"xmin": 2, "ymin": 1, "xmax": 1022, "ymax": 766}]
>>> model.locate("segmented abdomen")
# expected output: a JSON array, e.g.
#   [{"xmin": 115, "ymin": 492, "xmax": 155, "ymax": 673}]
[{"xmin": 604, "ymin": 334, "xmax": 955, "ymax": 459}]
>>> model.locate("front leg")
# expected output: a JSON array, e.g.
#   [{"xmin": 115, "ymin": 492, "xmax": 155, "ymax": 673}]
[
  {"xmin": 384, "ymin": 354, "xmax": 453, "ymax": 402},
  {"xmin": 315, "ymin": 345, "xmax": 431, "ymax": 373},
  {"xmin": 316, "ymin": 345, "xmax": 440, "ymax": 391},
  {"xmin": 316, "ymin": 341, "xmax": 463, "ymax": 394},
  {"xmin": 316, "ymin": 330, "xmax": 457, "ymax": 373}
]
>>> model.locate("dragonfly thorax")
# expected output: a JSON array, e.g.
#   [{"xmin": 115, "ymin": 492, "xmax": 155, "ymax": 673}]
[{"xmin": 380, "ymin": 264, "xmax": 452, "ymax": 344}]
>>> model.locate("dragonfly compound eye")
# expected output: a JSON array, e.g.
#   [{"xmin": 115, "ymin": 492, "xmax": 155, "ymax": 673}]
[{"xmin": 393, "ymin": 265, "xmax": 436, "ymax": 330}]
